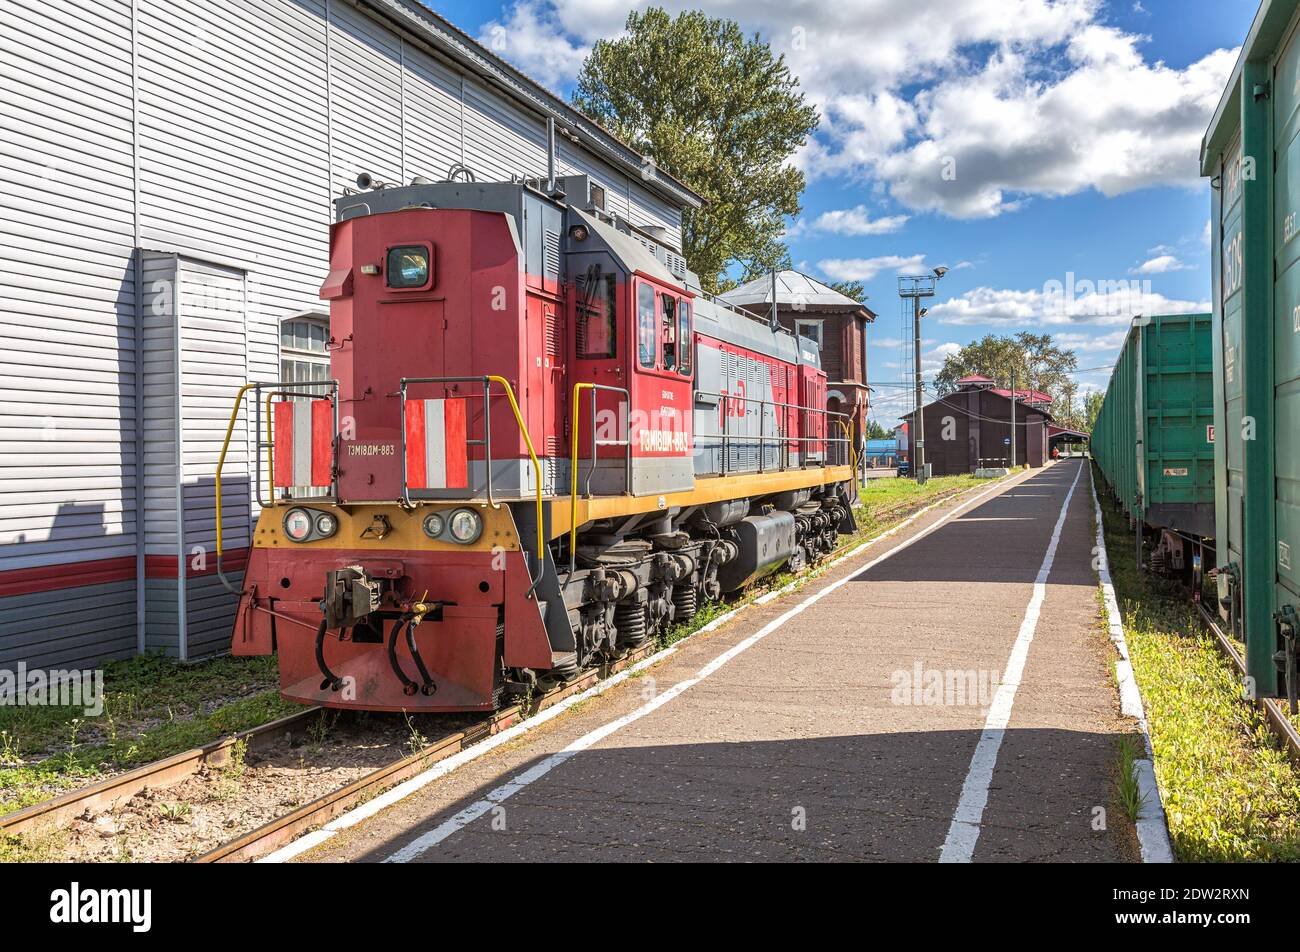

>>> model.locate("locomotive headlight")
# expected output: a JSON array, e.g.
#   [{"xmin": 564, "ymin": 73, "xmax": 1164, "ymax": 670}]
[
  {"xmin": 447, "ymin": 508, "xmax": 482, "ymax": 544},
  {"xmin": 422, "ymin": 513, "xmax": 445, "ymax": 538},
  {"xmin": 315, "ymin": 512, "xmax": 337, "ymax": 537},
  {"xmin": 283, "ymin": 508, "xmax": 313, "ymax": 542}
]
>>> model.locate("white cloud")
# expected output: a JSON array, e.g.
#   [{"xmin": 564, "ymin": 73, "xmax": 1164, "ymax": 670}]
[
  {"xmin": 791, "ymin": 205, "xmax": 910, "ymax": 237},
  {"xmin": 930, "ymin": 283, "xmax": 1210, "ymax": 326},
  {"xmin": 483, "ymin": 1, "xmax": 1238, "ymax": 219},
  {"xmin": 819, "ymin": 254, "xmax": 926, "ymax": 281},
  {"xmin": 477, "ymin": 1, "xmax": 591, "ymax": 91},
  {"xmin": 1132, "ymin": 254, "xmax": 1189, "ymax": 274}
]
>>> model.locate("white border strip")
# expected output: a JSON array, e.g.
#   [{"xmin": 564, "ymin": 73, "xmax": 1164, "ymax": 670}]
[
  {"xmin": 384, "ymin": 475, "xmax": 1021, "ymax": 863},
  {"xmin": 939, "ymin": 463, "xmax": 1083, "ymax": 862},
  {"xmin": 1089, "ymin": 466, "xmax": 1174, "ymax": 864},
  {"xmin": 260, "ymin": 473, "xmax": 1016, "ymax": 864}
]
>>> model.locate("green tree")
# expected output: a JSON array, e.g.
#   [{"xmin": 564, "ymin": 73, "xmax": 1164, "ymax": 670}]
[
  {"xmin": 863, "ymin": 418, "xmax": 892, "ymax": 440},
  {"xmin": 828, "ymin": 280, "xmax": 868, "ymax": 303},
  {"xmin": 934, "ymin": 332, "xmax": 1080, "ymax": 424},
  {"xmin": 573, "ymin": 7, "xmax": 819, "ymax": 293},
  {"xmin": 1083, "ymin": 390, "xmax": 1105, "ymax": 433}
]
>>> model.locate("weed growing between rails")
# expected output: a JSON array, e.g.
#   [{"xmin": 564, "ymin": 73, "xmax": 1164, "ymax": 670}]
[
  {"xmin": 1096, "ymin": 480, "xmax": 1300, "ymax": 861},
  {"xmin": 0, "ymin": 654, "xmax": 295, "ymax": 814}
]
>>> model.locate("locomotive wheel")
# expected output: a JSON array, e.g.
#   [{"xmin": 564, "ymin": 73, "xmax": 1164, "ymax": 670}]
[
  {"xmin": 672, "ymin": 583, "xmax": 698, "ymax": 625},
  {"xmin": 614, "ymin": 601, "xmax": 649, "ymax": 648}
]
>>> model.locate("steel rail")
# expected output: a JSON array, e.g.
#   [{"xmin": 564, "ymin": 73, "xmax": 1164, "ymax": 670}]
[
  {"xmin": 195, "ymin": 640, "xmax": 668, "ymax": 863},
  {"xmin": 0, "ymin": 707, "xmax": 322, "ymax": 838},
  {"xmin": 1195, "ymin": 600, "xmax": 1300, "ymax": 764}
]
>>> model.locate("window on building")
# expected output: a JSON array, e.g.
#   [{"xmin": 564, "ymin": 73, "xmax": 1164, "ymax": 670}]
[
  {"xmin": 576, "ymin": 268, "xmax": 617, "ymax": 359},
  {"xmin": 661, "ymin": 293, "xmax": 677, "ymax": 372},
  {"xmin": 678, "ymin": 299, "xmax": 692, "ymax": 377},
  {"xmin": 637, "ymin": 283, "xmax": 657, "ymax": 369},
  {"xmin": 281, "ymin": 316, "xmax": 329, "ymax": 395},
  {"xmin": 797, "ymin": 320, "xmax": 823, "ymax": 350}
]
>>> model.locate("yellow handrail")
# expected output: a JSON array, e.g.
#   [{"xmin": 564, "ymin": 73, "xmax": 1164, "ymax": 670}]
[
  {"xmin": 485, "ymin": 375, "xmax": 545, "ymax": 569},
  {"xmin": 215, "ymin": 383, "xmax": 257, "ymax": 593},
  {"xmin": 839, "ymin": 419, "xmax": 857, "ymax": 477},
  {"xmin": 569, "ymin": 381, "xmax": 595, "ymax": 569}
]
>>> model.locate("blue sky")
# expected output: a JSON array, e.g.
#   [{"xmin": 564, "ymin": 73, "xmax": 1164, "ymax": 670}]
[{"xmin": 427, "ymin": 0, "xmax": 1257, "ymax": 423}]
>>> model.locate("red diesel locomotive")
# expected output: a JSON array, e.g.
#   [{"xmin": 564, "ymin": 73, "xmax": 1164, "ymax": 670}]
[{"xmin": 218, "ymin": 172, "xmax": 856, "ymax": 712}]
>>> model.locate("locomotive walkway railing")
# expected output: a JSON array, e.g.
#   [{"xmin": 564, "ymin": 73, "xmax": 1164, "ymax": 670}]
[
  {"xmin": 214, "ymin": 379, "xmax": 341, "ymax": 595},
  {"xmin": 694, "ymin": 389, "xmax": 851, "ymax": 477},
  {"xmin": 398, "ymin": 375, "xmax": 545, "ymax": 581}
]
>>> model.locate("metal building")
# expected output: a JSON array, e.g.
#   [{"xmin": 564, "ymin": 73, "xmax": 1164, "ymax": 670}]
[{"xmin": 0, "ymin": 0, "xmax": 701, "ymax": 669}]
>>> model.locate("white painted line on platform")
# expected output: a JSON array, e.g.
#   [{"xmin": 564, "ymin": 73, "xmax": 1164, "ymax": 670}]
[
  {"xmin": 1088, "ymin": 466, "xmax": 1174, "ymax": 864},
  {"xmin": 385, "ymin": 474, "xmax": 1021, "ymax": 863},
  {"xmin": 939, "ymin": 463, "xmax": 1083, "ymax": 863}
]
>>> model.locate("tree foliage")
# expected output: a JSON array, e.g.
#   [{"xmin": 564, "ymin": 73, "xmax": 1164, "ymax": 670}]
[
  {"xmin": 934, "ymin": 332, "xmax": 1082, "ymax": 428},
  {"xmin": 863, "ymin": 418, "xmax": 892, "ymax": 440},
  {"xmin": 572, "ymin": 7, "xmax": 819, "ymax": 293},
  {"xmin": 828, "ymin": 280, "xmax": 868, "ymax": 304},
  {"xmin": 1083, "ymin": 389, "xmax": 1105, "ymax": 433}
]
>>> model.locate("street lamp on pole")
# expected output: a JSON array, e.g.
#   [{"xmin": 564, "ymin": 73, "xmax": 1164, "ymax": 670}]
[{"xmin": 899, "ymin": 267, "xmax": 948, "ymax": 484}]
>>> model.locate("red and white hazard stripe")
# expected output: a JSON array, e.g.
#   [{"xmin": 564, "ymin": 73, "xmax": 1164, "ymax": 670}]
[
  {"xmin": 405, "ymin": 398, "xmax": 468, "ymax": 490},
  {"xmin": 273, "ymin": 400, "xmax": 333, "ymax": 487}
]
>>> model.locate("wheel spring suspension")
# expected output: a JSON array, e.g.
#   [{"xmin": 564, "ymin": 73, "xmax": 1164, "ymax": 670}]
[
  {"xmin": 615, "ymin": 601, "xmax": 649, "ymax": 648},
  {"xmin": 672, "ymin": 583, "xmax": 698, "ymax": 625}
]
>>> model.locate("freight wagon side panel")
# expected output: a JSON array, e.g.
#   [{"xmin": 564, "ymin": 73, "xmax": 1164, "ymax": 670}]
[
  {"xmin": 1139, "ymin": 313, "xmax": 1215, "ymax": 537},
  {"xmin": 1218, "ymin": 131, "xmax": 1247, "ymax": 585},
  {"xmin": 1276, "ymin": 22, "xmax": 1300, "ymax": 620}
]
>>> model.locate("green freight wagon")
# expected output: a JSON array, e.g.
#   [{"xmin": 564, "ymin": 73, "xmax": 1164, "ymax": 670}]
[
  {"xmin": 1201, "ymin": 0, "xmax": 1300, "ymax": 698},
  {"xmin": 1093, "ymin": 313, "xmax": 1216, "ymax": 540}
]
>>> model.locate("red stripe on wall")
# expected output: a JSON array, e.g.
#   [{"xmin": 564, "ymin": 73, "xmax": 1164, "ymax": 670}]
[
  {"xmin": 0, "ymin": 557, "xmax": 136, "ymax": 598},
  {"xmin": 0, "ymin": 549, "xmax": 253, "ymax": 597},
  {"xmin": 145, "ymin": 548, "xmax": 250, "ymax": 579}
]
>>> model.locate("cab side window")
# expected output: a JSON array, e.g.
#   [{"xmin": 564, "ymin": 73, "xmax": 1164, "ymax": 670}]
[
  {"xmin": 577, "ymin": 267, "xmax": 617, "ymax": 359},
  {"xmin": 661, "ymin": 293, "xmax": 677, "ymax": 372},
  {"xmin": 637, "ymin": 282, "xmax": 657, "ymax": 369},
  {"xmin": 678, "ymin": 299, "xmax": 692, "ymax": 377}
]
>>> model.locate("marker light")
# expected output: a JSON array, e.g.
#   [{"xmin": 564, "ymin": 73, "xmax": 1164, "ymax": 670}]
[
  {"xmin": 422, "ymin": 513, "xmax": 445, "ymax": 538},
  {"xmin": 448, "ymin": 509, "xmax": 482, "ymax": 543},
  {"xmin": 284, "ymin": 508, "xmax": 313, "ymax": 542},
  {"xmin": 315, "ymin": 513, "xmax": 337, "ymax": 537}
]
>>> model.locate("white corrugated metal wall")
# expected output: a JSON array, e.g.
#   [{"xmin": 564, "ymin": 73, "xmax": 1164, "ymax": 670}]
[{"xmin": 0, "ymin": 0, "xmax": 685, "ymax": 668}]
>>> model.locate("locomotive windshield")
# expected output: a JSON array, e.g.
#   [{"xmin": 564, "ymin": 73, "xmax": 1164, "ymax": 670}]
[
  {"xmin": 637, "ymin": 283, "xmax": 656, "ymax": 368},
  {"xmin": 386, "ymin": 245, "xmax": 430, "ymax": 288}
]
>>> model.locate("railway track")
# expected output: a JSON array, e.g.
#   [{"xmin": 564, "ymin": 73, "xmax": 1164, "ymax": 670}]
[
  {"xmin": 1195, "ymin": 600, "xmax": 1300, "ymax": 764},
  {"xmin": 2, "ymin": 478, "xmax": 988, "ymax": 863}
]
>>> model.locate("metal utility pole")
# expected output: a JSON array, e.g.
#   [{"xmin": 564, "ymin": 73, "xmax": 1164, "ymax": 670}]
[{"xmin": 898, "ymin": 268, "xmax": 948, "ymax": 483}]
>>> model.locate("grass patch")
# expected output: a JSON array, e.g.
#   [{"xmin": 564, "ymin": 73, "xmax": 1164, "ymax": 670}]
[
  {"xmin": 1113, "ymin": 734, "xmax": 1147, "ymax": 823},
  {"xmin": 0, "ymin": 653, "xmax": 297, "ymax": 815},
  {"xmin": 1096, "ymin": 465, "xmax": 1300, "ymax": 861}
]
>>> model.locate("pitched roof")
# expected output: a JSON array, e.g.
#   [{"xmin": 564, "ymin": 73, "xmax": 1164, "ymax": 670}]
[{"xmin": 717, "ymin": 270, "xmax": 874, "ymax": 317}]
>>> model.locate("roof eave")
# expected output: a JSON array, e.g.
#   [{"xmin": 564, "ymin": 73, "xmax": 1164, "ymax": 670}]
[{"xmin": 357, "ymin": 0, "xmax": 706, "ymax": 211}]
